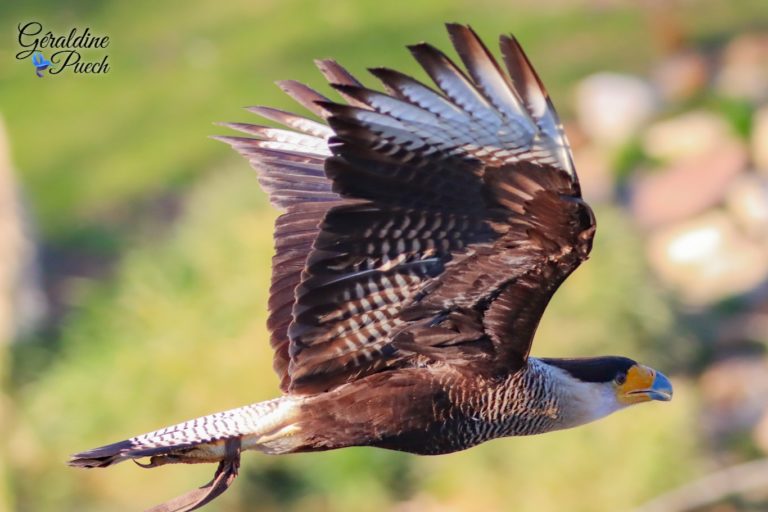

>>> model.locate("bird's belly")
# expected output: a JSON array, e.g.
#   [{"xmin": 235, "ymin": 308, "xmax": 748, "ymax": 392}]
[
  {"xmin": 294, "ymin": 366, "xmax": 562, "ymax": 455},
  {"xmin": 371, "ymin": 411, "xmax": 560, "ymax": 455}
]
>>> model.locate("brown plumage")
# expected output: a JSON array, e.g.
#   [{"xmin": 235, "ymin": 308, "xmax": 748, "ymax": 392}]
[{"xmin": 69, "ymin": 24, "xmax": 672, "ymax": 512}]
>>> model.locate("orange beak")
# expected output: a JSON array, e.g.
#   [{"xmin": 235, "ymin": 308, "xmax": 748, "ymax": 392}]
[{"xmin": 617, "ymin": 365, "xmax": 673, "ymax": 405}]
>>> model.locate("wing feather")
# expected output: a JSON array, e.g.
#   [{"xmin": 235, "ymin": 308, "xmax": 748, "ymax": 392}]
[
  {"xmin": 245, "ymin": 106, "xmax": 333, "ymax": 138},
  {"xmin": 499, "ymin": 34, "xmax": 576, "ymax": 176},
  {"xmin": 314, "ymin": 59, "xmax": 371, "ymax": 109},
  {"xmin": 276, "ymin": 79, "xmax": 333, "ymax": 118},
  {"xmin": 369, "ymin": 67, "xmax": 468, "ymax": 122},
  {"xmin": 446, "ymin": 23, "xmax": 534, "ymax": 127}
]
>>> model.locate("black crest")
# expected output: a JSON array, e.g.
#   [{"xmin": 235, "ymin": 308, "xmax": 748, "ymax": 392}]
[{"xmin": 541, "ymin": 356, "xmax": 637, "ymax": 383}]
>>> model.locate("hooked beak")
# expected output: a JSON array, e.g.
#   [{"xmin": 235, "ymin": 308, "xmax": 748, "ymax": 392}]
[
  {"xmin": 618, "ymin": 365, "xmax": 673, "ymax": 404},
  {"xmin": 644, "ymin": 370, "xmax": 673, "ymax": 402}
]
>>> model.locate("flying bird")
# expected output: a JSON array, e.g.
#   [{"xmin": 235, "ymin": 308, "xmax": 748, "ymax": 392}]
[{"xmin": 69, "ymin": 24, "xmax": 673, "ymax": 511}]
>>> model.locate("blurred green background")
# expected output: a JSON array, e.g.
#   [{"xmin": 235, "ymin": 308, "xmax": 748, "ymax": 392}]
[{"xmin": 1, "ymin": 1, "xmax": 768, "ymax": 511}]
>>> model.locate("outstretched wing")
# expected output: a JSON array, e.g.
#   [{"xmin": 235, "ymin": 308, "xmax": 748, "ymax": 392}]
[{"xmin": 220, "ymin": 24, "xmax": 595, "ymax": 394}]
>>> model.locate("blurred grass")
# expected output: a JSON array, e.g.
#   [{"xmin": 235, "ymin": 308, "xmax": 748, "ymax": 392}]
[
  {"xmin": 11, "ymin": 169, "xmax": 697, "ymax": 512},
  {"xmin": 1, "ymin": 0, "xmax": 767, "ymax": 511}
]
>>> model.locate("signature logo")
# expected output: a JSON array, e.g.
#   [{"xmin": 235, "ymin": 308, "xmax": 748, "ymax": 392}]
[
  {"xmin": 16, "ymin": 21, "xmax": 110, "ymax": 77},
  {"xmin": 31, "ymin": 51, "xmax": 53, "ymax": 77}
]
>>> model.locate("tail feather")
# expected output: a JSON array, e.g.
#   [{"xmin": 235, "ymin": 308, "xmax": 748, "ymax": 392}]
[
  {"xmin": 68, "ymin": 397, "xmax": 301, "ymax": 469},
  {"xmin": 68, "ymin": 439, "xmax": 200, "ymax": 468}
]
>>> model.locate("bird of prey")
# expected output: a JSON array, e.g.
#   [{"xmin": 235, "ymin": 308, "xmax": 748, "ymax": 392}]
[{"xmin": 70, "ymin": 24, "xmax": 673, "ymax": 512}]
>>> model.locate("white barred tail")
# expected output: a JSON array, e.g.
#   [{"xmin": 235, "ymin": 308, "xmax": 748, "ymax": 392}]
[{"xmin": 68, "ymin": 397, "xmax": 301, "ymax": 468}]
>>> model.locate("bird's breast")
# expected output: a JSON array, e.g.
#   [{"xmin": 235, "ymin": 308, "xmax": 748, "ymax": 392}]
[{"xmin": 435, "ymin": 363, "xmax": 564, "ymax": 447}]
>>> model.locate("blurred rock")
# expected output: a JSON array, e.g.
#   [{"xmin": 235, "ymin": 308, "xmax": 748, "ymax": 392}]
[
  {"xmin": 631, "ymin": 141, "xmax": 747, "ymax": 228},
  {"xmin": 651, "ymin": 50, "xmax": 711, "ymax": 103},
  {"xmin": 572, "ymin": 146, "xmax": 614, "ymax": 203},
  {"xmin": 752, "ymin": 106, "xmax": 768, "ymax": 173},
  {"xmin": 574, "ymin": 72, "xmax": 658, "ymax": 147},
  {"xmin": 755, "ymin": 410, "xmax": 768, "ymax": 454},
  {"xmin": 566, "ymin": 122, "xmax": 615, "ymax": 203},
  {"xmin": 700, "ymin": 357, "xmax": 768, "ymax": 438},
  {"xmin": 0, "ymin": 115, "xmax": 47, "ymax": 343},
  {"xmin": 715, "ymin": 312, "xmax": 768, "ymax": 349},
  {"xmin": 643, "ymin": 111, "xmax": 736, "ymax": 162},
  {"xmin": 563, "ymin": 120, "xmax": 588, "ymax": 151},
  {"xmin": 726, "ymin": 174, "xmax": 768, "ymax": 240},
  {"xmin": 716, "ymin": 33, "xmax": 768, "ymax": 102},
  {"xmin": 647, "ymin": 212, "xmax": 768, "ymax": 305}
]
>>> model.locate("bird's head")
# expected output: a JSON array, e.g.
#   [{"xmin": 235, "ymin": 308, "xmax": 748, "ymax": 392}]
[
  {"xmin": 539, "ymin": 356, "xmax": 673, "ymax": 427},
  {"xmin": 612, "ymin": 360, "xmax": 674, "ymax": 405}
]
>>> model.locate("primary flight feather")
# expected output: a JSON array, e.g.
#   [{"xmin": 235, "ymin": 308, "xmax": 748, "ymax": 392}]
[{"xmin": 69, "ymin": 24, "xmax": 672, "ymax": 512}]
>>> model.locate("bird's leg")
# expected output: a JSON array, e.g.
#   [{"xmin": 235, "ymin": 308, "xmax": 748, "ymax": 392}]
[
  {"xmin": 142, "ymin": 437, "xmax": 241, "ymax": 512},
  {"xmin": 134, "ymin": 455, "xmax": 181, "ymax": 468},
  {"xmin": 133, "ymin": 452, "xmax": 210, "ymax": 468}
]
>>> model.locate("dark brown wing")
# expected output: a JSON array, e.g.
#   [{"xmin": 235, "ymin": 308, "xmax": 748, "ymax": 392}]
[{"xmin": 220, "ymin": 24, "xmax": 595, "ymax": 394}]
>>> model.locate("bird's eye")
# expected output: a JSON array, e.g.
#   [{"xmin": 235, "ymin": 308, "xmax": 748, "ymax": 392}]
[{"xmin": 615, "ymin": 373, "xmax": 626, "ymax": 386}]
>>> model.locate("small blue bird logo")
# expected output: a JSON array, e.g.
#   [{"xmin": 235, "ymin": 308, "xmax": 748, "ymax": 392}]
[{"xmin": 31, "ymin": 51, "xmax": 53, "ymax": 77}]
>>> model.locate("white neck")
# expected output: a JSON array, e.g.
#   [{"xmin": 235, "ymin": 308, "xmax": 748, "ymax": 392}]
[{"xmin": 534, "ymin": 359, "xmax": 628, "ymax": 431}]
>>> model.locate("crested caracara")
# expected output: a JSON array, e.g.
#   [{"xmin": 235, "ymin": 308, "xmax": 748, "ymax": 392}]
[{"xmin": 69, "ymin": 24, "xmax": 673, "ymax": 512}]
